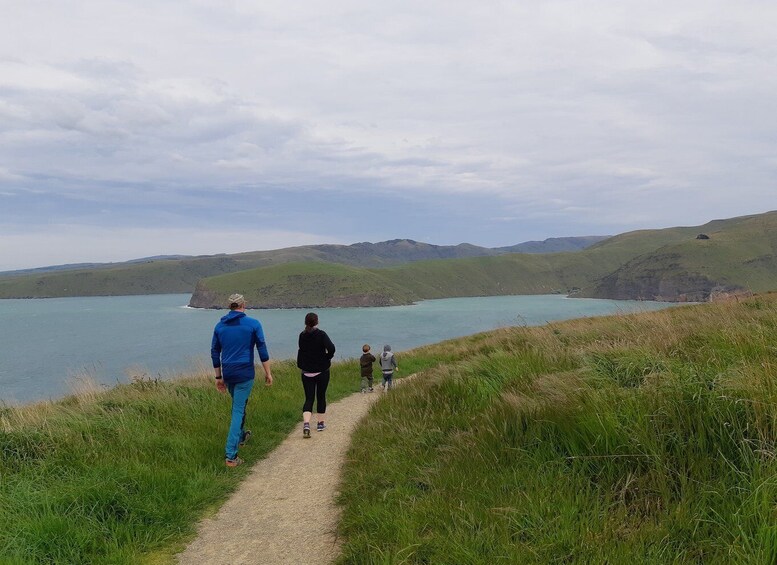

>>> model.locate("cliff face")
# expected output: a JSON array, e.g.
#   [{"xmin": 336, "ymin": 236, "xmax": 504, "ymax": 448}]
[
  {"xmin": 589, "ymin": 269, "xmax": 723, "ymax": 302},
  {"xmin": 583, "ymin": 252, "xmax": 748, "ymax": 302},
  {"xmin": 188, "ymin": 280, "xmax": 224, "ymax": 308}
]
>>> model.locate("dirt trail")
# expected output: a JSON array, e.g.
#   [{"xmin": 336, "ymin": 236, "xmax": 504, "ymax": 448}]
[{"xmin": 177, "ymin": 385, "xmax": 389, "ymax": 565}]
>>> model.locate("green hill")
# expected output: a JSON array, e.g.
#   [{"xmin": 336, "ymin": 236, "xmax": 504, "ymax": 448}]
[
  {"xmin": 189, "ymin": 262, "xmax": 420, "ymax": 308},
  {"xmin": 191, "ymin": 211, "xmax": 777, "ymax": 308},
  {"xmin": 0, "ymin": 238, "xmax": 601, "ymax": 299},
  {"xmin": 3, "ymin": 211, "xmax": 775, "ymax": 303},
  {"xmin": 584, "ymin": 211, "xmax": 777, "ymax": 300},
  {"xmin": 0, "ymin": 255, "xmax": 240, "ymax": 299},
  {"xmin": 496, "ymin": 235, "xmax": 609, "ymax": 253},
  {"xmin": 188, "ymin": 250, "xmax": 630, "ymax": 308}
]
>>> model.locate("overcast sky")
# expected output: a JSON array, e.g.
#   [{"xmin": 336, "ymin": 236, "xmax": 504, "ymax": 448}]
[{"xmin": 1, "ymin": 1, "xmax": 776, "ymax": 271}]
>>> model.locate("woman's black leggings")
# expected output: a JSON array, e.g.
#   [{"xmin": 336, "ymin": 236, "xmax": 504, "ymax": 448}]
[{"xmin": 301, "ymin": 369, "xmax": 330, "ymax": 414}]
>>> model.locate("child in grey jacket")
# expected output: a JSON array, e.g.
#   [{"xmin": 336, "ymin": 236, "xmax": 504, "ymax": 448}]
[{"xmin": 379, "ymin": 344, "xmax": 398, "ymax": 390}]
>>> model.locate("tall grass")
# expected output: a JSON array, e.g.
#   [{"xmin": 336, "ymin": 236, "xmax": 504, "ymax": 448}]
[
  {"xmin": 5, "ymin": 295, "xmax": 777, "ymax": 563},
  {"xmin": 338, "ymin": 295, "xmax": 777, "ymax": 563},
  {"xmin": 0, "ymin": 359, "xmax": 361, "ymax": 564}
]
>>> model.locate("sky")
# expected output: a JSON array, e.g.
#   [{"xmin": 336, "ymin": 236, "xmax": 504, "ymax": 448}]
[{"xmin": 1, "ymin": 1, "xmax": 776, "ymax": 271}]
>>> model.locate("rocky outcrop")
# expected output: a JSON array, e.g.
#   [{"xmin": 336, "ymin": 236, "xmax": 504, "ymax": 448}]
[
  {"xmin": 709, "ymin": 286, "xmax": 754, "ymax": 302},
  {"xmin": 589, "ymin": 269, "xmax": 719, "ymax": 302},
  {"xmin": 188, "ymin": 280, "xmax": 225, "ymax": 309},
  {"xmin": 583, "ymin": 250, "xmax": 752, "ymax": 302}
]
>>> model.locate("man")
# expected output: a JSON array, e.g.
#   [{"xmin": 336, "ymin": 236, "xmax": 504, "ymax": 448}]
[{"xmin": 211, "ymin": 293, "xmax": 273, "ymax": 467}]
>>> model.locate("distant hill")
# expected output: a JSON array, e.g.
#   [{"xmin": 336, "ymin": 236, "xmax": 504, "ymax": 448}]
[
  {"xmin": 0, "ymin": 255, "xmax": 191, "ymax": 277},
  {"xmin": 496, "ymin": 235, "xmax": 609, "ymax": 254},
  {"xmin": 188, "ymin": 211, "xmax": 777, "ymax": 308},
  {"xmin": 0, "ymin": 237, "xmax": 602, "ymax": 299}
]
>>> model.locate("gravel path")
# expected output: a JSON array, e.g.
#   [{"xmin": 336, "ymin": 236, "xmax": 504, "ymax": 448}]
[{"xmin": 177, "ymin": 386, "xmax": 388, "ymax": 565}]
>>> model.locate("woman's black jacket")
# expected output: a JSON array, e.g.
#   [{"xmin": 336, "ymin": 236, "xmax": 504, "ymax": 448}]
[{"xmin": 296, "ymin": 328, "xmax": 336, "ymax": 372}]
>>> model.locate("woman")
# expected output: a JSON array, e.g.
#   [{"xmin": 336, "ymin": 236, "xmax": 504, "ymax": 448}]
[{"xmin": 296, "ymin": 312, "xmax": 336, "ymax": 438}]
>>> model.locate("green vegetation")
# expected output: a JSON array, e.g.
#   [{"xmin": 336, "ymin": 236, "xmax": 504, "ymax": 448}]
[
  {"xmin": 191, "ymin": 211, "xmax": 777, "ymax": 307},
  {"xmin": 0, "ymin": 239, "xmax": 509, "ymax": 299},
  {"xmin": 189, "ymin": 252, "xmax": 601, "ymax": 308},
  {"xmin": 3, "ymin": 212, "xmax": 775, "ymax": 304},
  {"xmin": 0, "ymin": 237, "xmax": 610, "ymax": 301},
  {"xmin": 0, "ymin": 256, "xmax": 241, "ymax": 298},
  {"xmin": 337, "ymin": 293, "xmax": 777, "ymax": 563},
  {"xmin": 0, "ymin": 361, "xmax": 360, "ymax": 564},
  {"xmin": 4, "ymin": 294, "xmax": 777, "ymax": 562},
  {"xmin": 190, "ymin": 262, "xmax": 420, "ymax": 308},
  {"xmin": 587, "ymin": 212, "xmax": 777, "ymax": 300}
]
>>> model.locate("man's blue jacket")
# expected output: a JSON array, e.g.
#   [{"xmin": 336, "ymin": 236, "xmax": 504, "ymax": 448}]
[{"xmin": 211, "ymin": 310, "xmax": 270, "ymax": 383}]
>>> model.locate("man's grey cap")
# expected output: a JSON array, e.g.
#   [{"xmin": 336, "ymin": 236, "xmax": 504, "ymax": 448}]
[{"xmin": 228, "ymin": 293, "xmax": 246, "ymax": 306}]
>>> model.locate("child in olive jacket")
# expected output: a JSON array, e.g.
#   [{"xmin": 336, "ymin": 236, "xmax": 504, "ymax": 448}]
[{"xmin": 359, "ymin": 344, "xmax": 376, "ymax": 393}]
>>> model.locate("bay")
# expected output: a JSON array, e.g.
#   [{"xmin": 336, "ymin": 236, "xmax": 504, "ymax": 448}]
[{"xmin": 0, "ymin": 293, "xmax": 676, "ymax": 404}]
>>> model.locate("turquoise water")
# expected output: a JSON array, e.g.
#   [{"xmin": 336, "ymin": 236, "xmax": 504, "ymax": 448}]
[{"xmin": 0, "ymin": 294, "xmax": 675, "ymax": 404}]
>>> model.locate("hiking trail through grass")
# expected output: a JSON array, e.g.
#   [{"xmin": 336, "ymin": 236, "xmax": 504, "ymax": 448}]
[{"xmin": 177, "ymin": 384, "xmax": 396, "ymax": 564}]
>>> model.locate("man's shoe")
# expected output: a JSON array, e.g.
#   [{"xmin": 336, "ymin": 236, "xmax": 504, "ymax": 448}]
[
  {"xmin": 225, "ymin": 457, "xmax": 244, "ymax": 468},
  {"xmin": 239, "ymin": 430, "xmax": 252, "ymax": 446},
  {"xmin": 317, "ymin": 421, "xmax": 326, "ymax": 432},
  {"xmin": 303, "ymin": 425, "xmax": 311, "ymax": 439}
]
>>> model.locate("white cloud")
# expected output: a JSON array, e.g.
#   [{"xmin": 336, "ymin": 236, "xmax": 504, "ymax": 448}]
[
  {"xmin": 0, "ymin": 0, "xmax": 776, "ymax": 266},
  {"xmin": 0, "ymin": 167, "xmax": 23, "ymax": 181},
  {"xmin": 0, "ymin": 60, "xmax": 91, "ymax": 91}
]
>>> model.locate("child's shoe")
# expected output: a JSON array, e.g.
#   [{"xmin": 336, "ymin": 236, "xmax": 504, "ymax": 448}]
[
  {"xmin": 368, "ymin": 387, "xmax": 374, "ymax": 393},
  {"xmin": 225, "ymin": 456, "xmax": 244, "ymax": 467},
  {"xmin": 239, "ymin": 430, "xmax": 252, "ymax": 446}
]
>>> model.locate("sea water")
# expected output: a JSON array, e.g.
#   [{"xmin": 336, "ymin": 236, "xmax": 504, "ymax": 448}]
[{"xmin": 0, "ymin": 293, "xmax": 676, "ymax": 404}]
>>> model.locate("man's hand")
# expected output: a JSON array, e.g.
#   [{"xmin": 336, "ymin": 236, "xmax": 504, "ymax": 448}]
[
  {"xmin": 216, "ymin": 379, "xmax": 227, "ymax": 393},
  {"xmin": 261, "ymin": 360, "xmax": 273, "ymax": 387}
]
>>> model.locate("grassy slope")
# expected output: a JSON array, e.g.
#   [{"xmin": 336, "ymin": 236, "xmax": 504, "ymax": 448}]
[
  {"xmin": 338, "ymin": 293, "xmax": 777, "ymax": 563},
  {"xmin": 586, "ymin": 211, "xmax": 777, "ymax": 300},
  {"xmin": 192, "ymin": 212, "xmax": 777, "ymax": 308},
  {"xmin": 189, "ymin": 255, "xmax": 580, "ymax": 308},
  {"xmin": 5, "ymin": 293, "xmax": 777, "ymax": 563},
  {"xmin": 190, "ymin": 234, "xmax": 676, "ymax": 308},
  {"xmin": 0, "ymin": 360, "xmax": 366, "ymax": 564},
  {"xmin": 0, "ymin": 241, "xmax": 498, "ymax": 299},
  {"xmin": 0, "ymin": 256, "xmax": 241, "ymax": 298},
  {"xmin": 189, "ymin": 262, "xmax": 420, "ymax": 308},
  {"xmin": 189, "ymin": 252, "xmax": 609, "ymax": 308},
  {"xmin": 3, "ymin": 212, "xmax": 773, "ymax": 302}
]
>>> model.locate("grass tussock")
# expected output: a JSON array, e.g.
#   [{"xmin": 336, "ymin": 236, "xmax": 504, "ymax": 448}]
[{"xmin": 338, "ymin": 294, "xmax": 777, "ymax": 563}]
